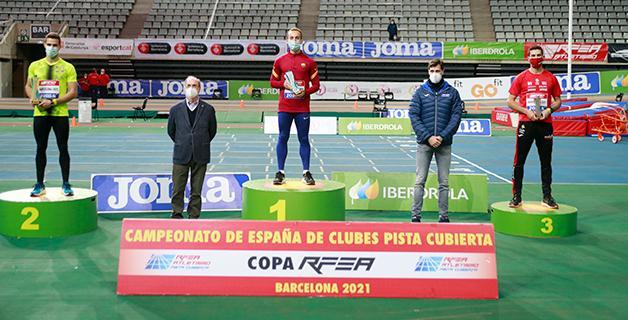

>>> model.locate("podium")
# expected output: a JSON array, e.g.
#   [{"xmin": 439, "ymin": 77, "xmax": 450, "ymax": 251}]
[
  {"xmin": 0, "ymin": 188, "xmax": 98, "ymax": 238},
  {"xmin": 241, "ymin": 179, "xmax": 345, "ymax": 221},
  {"xmin": 490, "ymin": 201, "xmax": 577, "ymax": 238}
]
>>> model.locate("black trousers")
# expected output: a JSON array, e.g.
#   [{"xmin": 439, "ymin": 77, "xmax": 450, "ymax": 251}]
[
  {"xmin": 90, "ymin": 87, "xmax": 99, "ymax": 105},
  {"xmin": 512, "ymin": 121, "xmax": 553, "ymax": 197},
  {"xmin": 171, "ymin": 160, "xmax": 207, "ymax": 218},
  {"xmin": 98, "ymin": 86, "xmax": 108, "ymax": 99},
  {"xmin": 33, "ymin": 116, "xmax": 70, "ymax": 184}
]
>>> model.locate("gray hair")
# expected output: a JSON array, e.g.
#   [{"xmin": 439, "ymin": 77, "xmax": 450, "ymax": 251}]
[{"xmin": 184, "ymin": 76, "xmax": 201, "ymax": 86}]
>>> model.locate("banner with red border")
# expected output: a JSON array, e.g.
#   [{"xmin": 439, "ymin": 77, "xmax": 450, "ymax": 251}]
[
  {"xmin": 524, "ymin": 42, "xmax": 608, "ymax": 62},
  {"xmin": 117, "ymin": 219, "xmax": 498, "ymax": 299}
]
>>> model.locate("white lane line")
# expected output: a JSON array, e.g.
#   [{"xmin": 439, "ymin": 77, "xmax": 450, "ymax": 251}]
[
  {"xmin": 451, "ymin": 168, "xmax": 473, "ymax": 172},
  {"xmin": 451, "ymin": 152, "xmax": 510, "ymax": 183}
]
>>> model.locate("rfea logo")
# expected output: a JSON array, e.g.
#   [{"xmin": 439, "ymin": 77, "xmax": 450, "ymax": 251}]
[
  {"xmin": 145, "ymin": 254, "xmax": 174, "ymax": 270},
  {"xmin": 415, "ymin": 256, "xmax": 443, "ymax": 272}
]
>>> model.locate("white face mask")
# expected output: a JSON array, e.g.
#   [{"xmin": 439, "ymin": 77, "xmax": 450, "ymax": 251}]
[
  {"xmin": 185, "ymin": 87, "xmax": 198, "ymax": 99},
  {"xmin": 45, "ymin": 45, "xmax": 59, "ymax": 58},
  {"xmin": 429, "ymin": 72, "xmax": 442, "ymax": 83},
  {"xmin": 288, "ymin": 40, "xmax": 302, "ymax": 52}
]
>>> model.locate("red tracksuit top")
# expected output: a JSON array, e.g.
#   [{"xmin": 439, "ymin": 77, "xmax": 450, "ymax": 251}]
[
  {"xmin": 270, "ymin": 51, "xmax": 320, "ymax": 113},
  {"xmin": 87, "ymin": 72, "xmax": 100, "ymax": 86},
  {"xmin": 98, "ymin": 73, "xmax": 110, "ymax": 87}
]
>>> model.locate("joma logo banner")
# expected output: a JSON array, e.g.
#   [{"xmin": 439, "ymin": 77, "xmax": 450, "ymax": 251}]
[{"xmin": 91, "ymin": 173, "xmax": 250, "ymax": 213}]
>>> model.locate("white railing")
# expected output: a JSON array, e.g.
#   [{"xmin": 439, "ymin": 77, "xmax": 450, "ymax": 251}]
[{"xmin": 204, "ymin": 0, "xmax": 220, "ymax": 40}]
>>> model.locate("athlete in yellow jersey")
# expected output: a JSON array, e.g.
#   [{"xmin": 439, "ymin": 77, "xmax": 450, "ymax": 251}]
[{"xmin": 24, "ymin": 32, "xmax": 78, "ymax": 197}]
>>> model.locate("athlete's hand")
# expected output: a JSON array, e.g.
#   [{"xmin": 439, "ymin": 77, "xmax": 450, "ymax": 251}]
[
  {"xmin": 38, "ymin": 99, "xmax": 53, "ymax": 109},
  {"xmin": 526, "ymin": 109, "xmax": 538, "ymax": 121},
  {"xmin": 433, "ymin": 136, "xmax": 443, "ymax": 148},
  {"xmin": 30, "ymin": 98, "xmax": 40, "ymax": 106},
  {"xmin": 283, "ymin": 80, "xmax": 293, "ymax": 91},
  {"xmin": 428, "ymin": 136, "xmax": 441, "ymax": 148},
  {"xmin": 539, "ymin": 109, "xmax": 551, "ymax": 120},
  {"xmin": 294, "ymin": 89, "xmax": 305, "ymax": 97}
]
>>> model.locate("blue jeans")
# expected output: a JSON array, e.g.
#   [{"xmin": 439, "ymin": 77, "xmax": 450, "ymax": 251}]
[{"xmin": 411, "ymin": 143, "xmax": 451, "ymax": 219}]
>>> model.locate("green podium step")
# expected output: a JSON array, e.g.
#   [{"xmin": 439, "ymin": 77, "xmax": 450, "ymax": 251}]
[
  {"xmin": 490, "ymin": 201, "xmax": 577, "ymax": 238},
  {"xmin": 242, "ymin": 179, "xmax": 345, "ymax": 221},
  {"xmin": 0, "ymin": 188, "xmax": 98, "ymax": 238}
]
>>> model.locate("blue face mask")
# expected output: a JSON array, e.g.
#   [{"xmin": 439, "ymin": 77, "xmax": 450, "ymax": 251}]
[
  {"xmin": 45, "ymin": 45, "xmax": 59, "ymax": 58},
  {"xmin": 288, "ymin": 40, "xmax": 301, "ymax": 52}
]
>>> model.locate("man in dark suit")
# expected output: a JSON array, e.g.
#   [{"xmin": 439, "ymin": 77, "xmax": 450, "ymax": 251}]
[{"xmin": 167, "ymin": 76, "xmax": 217, "ymax": 219}]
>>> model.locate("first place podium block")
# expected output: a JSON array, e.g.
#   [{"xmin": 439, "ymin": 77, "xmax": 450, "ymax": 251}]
[
  {"xmin": 0, "ymin": 188, "xmax": 98, "ymax": 238},
  {"xmin": 242, "ymin": 179, "xmax": 345, "ymax": 221}
]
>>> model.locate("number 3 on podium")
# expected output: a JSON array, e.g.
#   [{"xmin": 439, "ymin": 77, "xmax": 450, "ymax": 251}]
[
  {"xmin": 21, "ymin": 207, "xmax": 40, "ymax": 231},
  {"xmin": 270, "ymin": 199, "xmax": 286, "ymax": 221},
  {"xmin": 540, "ymin": 217, "xmax": 553, "ymax": 234}
]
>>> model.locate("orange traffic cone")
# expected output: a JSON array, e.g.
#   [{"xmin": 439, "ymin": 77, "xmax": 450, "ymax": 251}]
[
  {"xmin": 353, "ymin": 100, "xmax": 358, "ymax": 111},
  {"xmin": 239, "ymin": 100, "xmax": 245, "ymax": 109},
  {"xmin": 71, "ymin": 116, "xmax": 78, "ymax": 127}
]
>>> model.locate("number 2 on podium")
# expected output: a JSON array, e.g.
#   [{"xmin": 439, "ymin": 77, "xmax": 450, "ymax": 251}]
[
  {"xmin": 270, "ymin": 199, "xmax": 286, "ymax": 221},
  {"xmin": 21, "ymin": 207, "xmax": 40, "ymax": 231}
]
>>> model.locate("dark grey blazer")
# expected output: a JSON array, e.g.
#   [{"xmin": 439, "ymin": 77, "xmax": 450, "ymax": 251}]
[{"xmin": 167, "ymin": 99, "xmax": 217, "ymax": 165}]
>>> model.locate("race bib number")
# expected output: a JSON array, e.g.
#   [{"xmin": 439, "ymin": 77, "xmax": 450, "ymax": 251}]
[
  {"xmin": 38, "ymin": 80, "xmax": 60, "ymax": 99},
  {"xmin": 284, "ymin": 80, "xmax": 305, "ymax": 99},
  {"xmin": 525, "ymin": 93, "xmax": 547, "ymax": 112}
]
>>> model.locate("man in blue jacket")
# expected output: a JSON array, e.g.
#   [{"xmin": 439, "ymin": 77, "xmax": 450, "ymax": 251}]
[
  {"xmin": 409, "ymin": 59, "xmax": 462, "ymax": 223},
  {"xmin": 167, "ymin": 76, "xmax": 217, "ymax": 219}
]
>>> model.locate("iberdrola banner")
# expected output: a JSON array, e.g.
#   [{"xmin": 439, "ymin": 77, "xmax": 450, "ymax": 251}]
[{"xmin": 332, "ymin": 172, "xmax": 488, "ymax": 213}]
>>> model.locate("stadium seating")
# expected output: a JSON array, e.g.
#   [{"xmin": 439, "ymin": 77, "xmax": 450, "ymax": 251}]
[
  {"xmin": 140, "ymin": 0, "xmax": 300, "ymax": 39},
  {"xmin": 0, "ymin": 0, "xmax": 625, "ymax": 44},
  {"xmin": 0, "ymin": 0, "xmax": 133, "ymax": 38},
  {"xmin": 315, "ymin": 0, "xmax": 475, "ymax": 42},
  {"xmin": 490, "ymin": 0, "xmax": 628, "ymax": 42}
]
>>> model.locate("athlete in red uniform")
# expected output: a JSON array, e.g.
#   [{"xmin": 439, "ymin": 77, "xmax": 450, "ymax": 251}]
[
  {"xmin": 507, "ymin": 45, "xmax": 562, "ymax": 209},
  {"xmin": 269, "ymin": 27, "xmax": 320, "ymax": 185}
]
